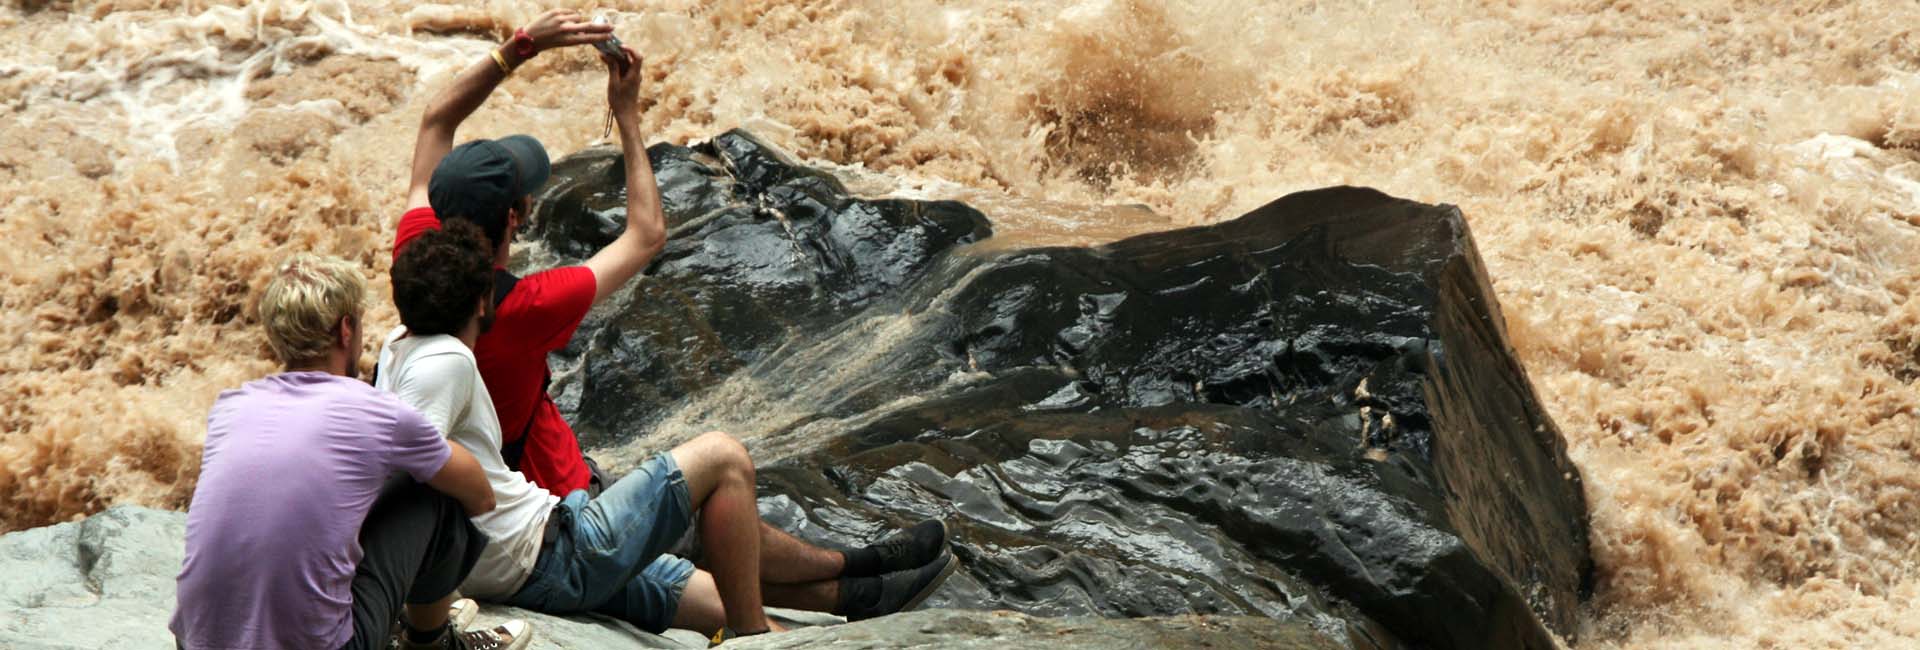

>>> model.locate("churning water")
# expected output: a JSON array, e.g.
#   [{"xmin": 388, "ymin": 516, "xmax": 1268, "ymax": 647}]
[{"xmin": 2, "ymin": 1, "xmax": 1918, "ymax": 647}]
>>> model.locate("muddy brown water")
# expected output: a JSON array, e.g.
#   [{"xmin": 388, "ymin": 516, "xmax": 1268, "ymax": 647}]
[{"xmin": 3, "ymin": 2, "xmax": 1919, "ymax": 647}]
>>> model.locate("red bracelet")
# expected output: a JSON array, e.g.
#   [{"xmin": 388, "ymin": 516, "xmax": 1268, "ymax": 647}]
[{"xmin": 511, "ymin": 28, "xmax": 537, "ymax": 58}]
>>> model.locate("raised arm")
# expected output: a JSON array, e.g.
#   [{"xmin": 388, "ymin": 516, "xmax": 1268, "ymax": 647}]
[
  {"xmin": 405, "ymin": 9, "xmax": 613, "ymax": 210},
  {"xmin": 582, "ymin": 45, "xmax": 668, "ymax": 304}
]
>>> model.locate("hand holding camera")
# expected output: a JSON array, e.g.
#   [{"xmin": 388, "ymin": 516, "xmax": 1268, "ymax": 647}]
[
  {"xmin": 596, "ymin": 16, "xmax": 644, "ymax": 122},
  {"xmin": 591, "ymin": 16, "xmax": 632, "ymax": 72}
]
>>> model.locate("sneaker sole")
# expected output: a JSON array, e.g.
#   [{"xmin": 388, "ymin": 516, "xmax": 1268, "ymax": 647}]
[
  {"xmin": 929, "ymin": 520, "xmax": 950, "ymax": 554},
  {"xmin": 506, "ymin": 624, "xmax": 534, "ymax": 650},
  {"xmin": 450, "ymin": 599, "xmax": 479, "ymax": 631},
  {"xmin": 896, "ymin": 552, "xmax": 959, "ymax": 614}
]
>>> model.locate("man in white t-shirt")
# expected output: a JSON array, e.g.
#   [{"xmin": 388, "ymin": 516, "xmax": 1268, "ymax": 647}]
[{"xmin": 379, "ymin": 222, "xmax": 958, "ymax": 639}]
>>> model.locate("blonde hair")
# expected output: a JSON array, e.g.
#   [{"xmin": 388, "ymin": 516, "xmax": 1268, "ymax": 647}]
[{"xmin": 259, "ymin": 254, "xmax": 366, "ymax": 365}]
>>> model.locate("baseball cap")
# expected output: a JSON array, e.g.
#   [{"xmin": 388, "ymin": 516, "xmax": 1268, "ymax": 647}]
[{"xmin": 428, "ymin": 135, "xmax": 551, "ymax": 246}]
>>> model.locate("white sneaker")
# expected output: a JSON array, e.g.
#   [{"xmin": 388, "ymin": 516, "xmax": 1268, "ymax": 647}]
[
  {"xmin": 397, "ymin": 617, "xmax": 531, "ymax": 650},
  {"xmin": 448, "ymin": 598, "xmax": 480, "ymax": 631},
  {"xmin": 449, "ymin": 619, "xmax": 531, "ymax": 650}
]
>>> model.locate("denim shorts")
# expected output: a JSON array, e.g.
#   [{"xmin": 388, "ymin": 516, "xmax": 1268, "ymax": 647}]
[{"xmin": 506, "ymin": 452, "xmax": 698, "ymax": 632}]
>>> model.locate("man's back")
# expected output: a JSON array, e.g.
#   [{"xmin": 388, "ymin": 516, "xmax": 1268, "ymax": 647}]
[
  {"xmin": 376, "ymin": 330, "xmax": 557, "ymax": 599},
  {"xmin": 171, "ymin": 371, "xmax": 450, "ymax": 650}
]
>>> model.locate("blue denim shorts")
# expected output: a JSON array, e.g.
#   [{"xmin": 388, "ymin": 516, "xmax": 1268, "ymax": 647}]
[{"xmin": 507, "ymin": 452, "xmax": 697, "ymax": 632}]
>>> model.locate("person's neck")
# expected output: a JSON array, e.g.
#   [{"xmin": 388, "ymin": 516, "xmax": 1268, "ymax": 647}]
[
  {"xmin": 285, "ymin": 354, "xmax": 349, "ymax": 377},
  {"xmin": 456, "ymin": 320, "xmax": 482, "ymax": 350},
  {"xmin": 493, "ymin": 241, "xmax": 511, "ymax": 269}
]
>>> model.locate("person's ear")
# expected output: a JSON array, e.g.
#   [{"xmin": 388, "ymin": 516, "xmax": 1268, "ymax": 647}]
[
  {"xmin": 511, "ymin": 196, "xmax": 533, "ymax": 234},
  {"xmin": 337, "ymin": 314, "xmax": 353, "ymax": 349}
]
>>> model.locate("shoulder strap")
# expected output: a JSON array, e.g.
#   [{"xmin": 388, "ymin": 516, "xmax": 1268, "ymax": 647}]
[
  {"xmin": 486, "ymin": 268, "xmax": 563, "ymax": 474},
  {"xmin": 493, "ymin": 268, "xmax": 521, "ymax": 307}
]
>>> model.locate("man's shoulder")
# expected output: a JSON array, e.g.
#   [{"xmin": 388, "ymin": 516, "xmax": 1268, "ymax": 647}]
[
  {"xmin": 221, "ymin": 372, "xmax": 385, "ymax": 403},
  {"xmin": 489, "ymin": 266, "xmax": 595, "ymax": 350},
  {"xmin": 498, "ymin": 266, "xmax": 593, "ymax": 309},
  {"xmin": 408, "ymin": 333, "xmax": 476, "ymax": 358},
  {"xmin": 394, "ymin": 206, "xmax": 442, "ymax": 257},
  {"xmin": 389, "ymin": 335, "xmax": 479, "ymax": 377},
  {"xmin": 211, "ymin": 373, "xmax": 407, "ymax": 432},
  {"xmin": 388, "ymin": 336, "xmax": 504, "ymax": 440}
]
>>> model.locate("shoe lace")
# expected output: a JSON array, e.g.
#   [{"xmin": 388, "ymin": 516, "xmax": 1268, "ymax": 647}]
[
  {"xmin": 450, "ymin": 626, "xmax": 511, "ymax": 650},
  {"xmin": 876, "ymin": 523, "xmax": 936, "ymax": 561},
  {"xmin": 872, "ymin": 534, "xmax": 917, "ymax": 563}
]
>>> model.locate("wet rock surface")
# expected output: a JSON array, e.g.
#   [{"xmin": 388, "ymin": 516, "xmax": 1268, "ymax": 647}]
[
  {"xmin": 0, "ymin": 507, "xmax": 1325, "ymax": 649},
  {"xmin": 534, "ymin": 132, "xmax": 1593, "ymax": 649},
  {"xmin": 528, "ymin": 131, "xmax": 992, "ymax": 449},
  {"xmin": 1, "ymin": 506, "xmax": 185, "ymax": 649},
  {"xmin": 725, "ymin": 608, "xmax": 1344, "ymax": 650}
]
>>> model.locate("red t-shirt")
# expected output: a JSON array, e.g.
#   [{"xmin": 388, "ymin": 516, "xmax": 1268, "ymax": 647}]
[{"xmin": 394, "ymin": 207, "xmax": 595, "ymax": 494}]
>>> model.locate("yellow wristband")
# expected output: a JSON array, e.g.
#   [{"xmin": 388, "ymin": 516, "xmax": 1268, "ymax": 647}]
[{"xmin": 490, "ymin": 49, "xmax": 512, "ymax": 75}]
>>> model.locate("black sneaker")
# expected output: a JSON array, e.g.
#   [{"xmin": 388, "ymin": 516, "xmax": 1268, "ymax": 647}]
[
  {"xmin": 840, "ymin": 552, "xmax": 959, "ymax": 621},
  {"xmin": 387, "ymin": 598, "xmax": 480, "ymax": 649},
  {"xmin": 848, "ymin": 519, "xmax": 949, "ymax": 577}
]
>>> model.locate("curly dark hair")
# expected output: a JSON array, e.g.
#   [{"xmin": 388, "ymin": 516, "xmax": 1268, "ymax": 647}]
[{"xmin": 392, "ymin": 220, "xmax": 494, "ymax": 337}]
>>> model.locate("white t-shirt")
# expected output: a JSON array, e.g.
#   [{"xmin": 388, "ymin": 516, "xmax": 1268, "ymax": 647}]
[{"xmin": 375, "ymin": 328, "xmax": 557, "ymax": 599}]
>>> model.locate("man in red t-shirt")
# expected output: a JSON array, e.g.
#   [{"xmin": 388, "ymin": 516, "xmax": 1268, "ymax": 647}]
[{"xmin": 392, "ymin": 8, "xmax": 955, "ymax": 636}]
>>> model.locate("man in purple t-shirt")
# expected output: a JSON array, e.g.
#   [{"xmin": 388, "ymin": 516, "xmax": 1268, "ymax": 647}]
[{"xmin": 170, "ymin": 254, "xmax": 525, "ymax": 650}]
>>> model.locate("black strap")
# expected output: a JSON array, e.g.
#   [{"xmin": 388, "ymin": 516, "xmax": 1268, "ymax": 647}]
[
  {"xmin": 500, "ymin": 388, "xmax": 552, "ymax": 471},
  {"xmin": 494, "ymin": 268, "xmax": 531, "ymax": 468},
  {"xmin": 493, "ymin": 268, "xmax": 521, "ymax": 307}
]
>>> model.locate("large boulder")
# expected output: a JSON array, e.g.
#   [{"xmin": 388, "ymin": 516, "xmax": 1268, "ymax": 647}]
[{"xmin": 533, "ymin": 132, "xmax": 1592, "ymax": 650}]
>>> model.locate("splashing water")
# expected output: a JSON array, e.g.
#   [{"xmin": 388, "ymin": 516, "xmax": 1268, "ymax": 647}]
[{"xmin": 3, "ymin": 1, "xmax": 1919, "ymax": 647}]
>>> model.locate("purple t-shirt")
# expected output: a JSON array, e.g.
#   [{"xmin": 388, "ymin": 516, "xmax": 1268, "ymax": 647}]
[{"xmin": 170, "ymin": 371, "xmax": 451, "ymax": 650}]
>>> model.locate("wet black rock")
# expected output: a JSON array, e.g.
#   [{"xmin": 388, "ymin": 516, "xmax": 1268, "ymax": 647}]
[
  {"xmin": 529, "ymin": 131, "xmax": 1592, "ymax": 650},
  {"xmin": 528, "ymin": 131, "xmax": 992, "ymax": 448}
]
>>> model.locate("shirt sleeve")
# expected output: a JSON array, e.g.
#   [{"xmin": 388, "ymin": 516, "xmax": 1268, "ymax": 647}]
[
  {"xmin": 388, "ymin": 401, "xmax": 453, "ymax": 483},
  {"xmin": 501, "ymin": 266, "xmax": 598, "ymax": 352},
  {"xmin": 393, "ymin": 206, "xmax": 442, "ymax": 262},
  {"xmin": 390, "ymin": 352, "xmax": 473, "ymax": 440}
]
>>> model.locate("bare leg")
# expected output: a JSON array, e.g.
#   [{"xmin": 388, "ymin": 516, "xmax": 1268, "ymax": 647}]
[
  {"xmin": 670, "ymin": 432, "xmax": 773, "ymax": 634},
  {"xmin": 753, "ymin": 522, "xmax": 846, "ymax": 584},
  {"xmin": 763, "ymin": 579, "xmax": 839, "ymax": 612},
  {"xmin": 673, "ymin": 570, "xmax": 830, "ymax": 633},
  {"xmin": 670, "ymin": 571, "xmax": 727, "ymax": 634},
  {"xmin": 402, "ymin": 594, "xmax": 454, "ymax": 632}
]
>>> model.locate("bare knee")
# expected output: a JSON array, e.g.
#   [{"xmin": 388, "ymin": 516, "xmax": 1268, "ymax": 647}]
[
  {"xmin": 697, "ymin": 431, "xmax": 752, "ymax": 479},
  {"xmin": 698, "ymin": 431, "xmax": 748, "ymax": 458},
  {"xmin": 673, "ymin": 431, "xmax": 756, "ymax": 498}
]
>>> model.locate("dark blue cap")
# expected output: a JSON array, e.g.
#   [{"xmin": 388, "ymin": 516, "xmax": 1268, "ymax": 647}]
[{"xmin": 428, "ymin": 135, "xmax": 551, "ymax": 247}]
